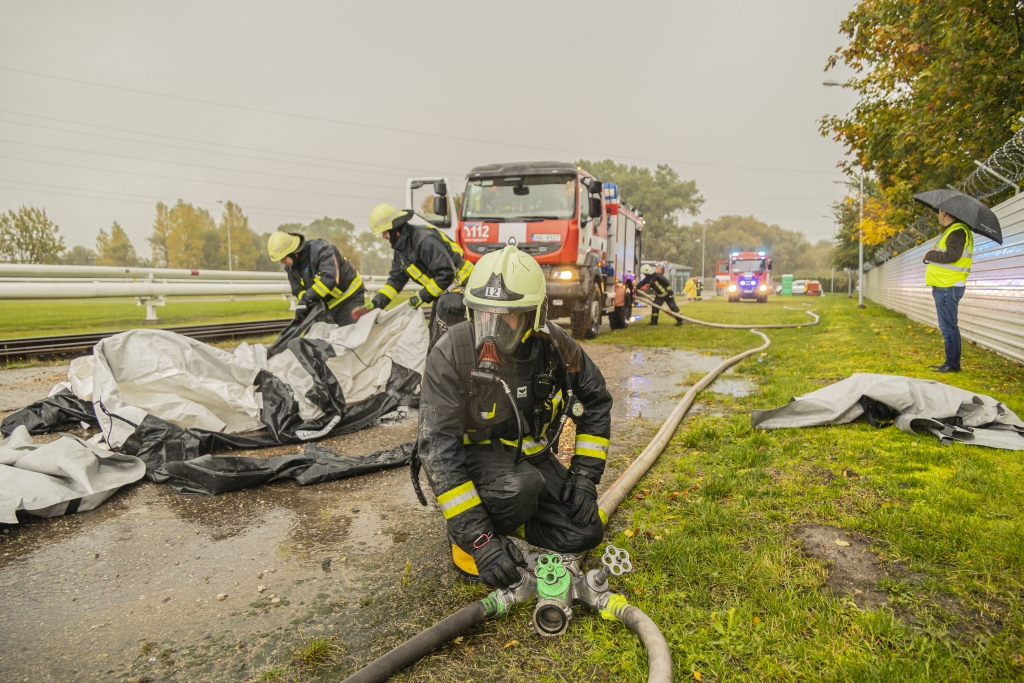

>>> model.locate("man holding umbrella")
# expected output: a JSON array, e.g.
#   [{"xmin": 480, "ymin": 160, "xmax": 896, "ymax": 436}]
[{"xmin": 915, "ymin": 189, "xmax": 1002, "ymax": 373}]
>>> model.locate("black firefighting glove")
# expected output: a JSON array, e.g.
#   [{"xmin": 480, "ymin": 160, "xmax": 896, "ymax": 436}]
[
  {"xmin": 471, "ymin": 533, "xmax": 526, "ymax": 589},
  {"xmin": 561, "ymin": 472, "xmax": 599, "ymax": 526},
  {"xmin": 294, "ymin": 294, "xmax": 312, "ymax": 320},
  {"xmin": 407, "ymin": 293, "xmax": 423, "ymax": 309}
]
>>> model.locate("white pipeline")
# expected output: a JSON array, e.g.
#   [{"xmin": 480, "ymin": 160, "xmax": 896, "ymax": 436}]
[
  {"xmin": 0, "ymin": 279, "xmax": 410, "ymax": 299},
  {"xmin": 0, "ymin": 263, "xmax": 289, "ymax": 280}
]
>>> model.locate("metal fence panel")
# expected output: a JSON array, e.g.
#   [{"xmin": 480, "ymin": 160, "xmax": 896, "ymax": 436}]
[{"xmin": 863, "ymin": 193, "xmax": 1024, "ymax": 363}]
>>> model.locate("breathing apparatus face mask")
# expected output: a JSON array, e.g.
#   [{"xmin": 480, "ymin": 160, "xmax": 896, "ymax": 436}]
[{"xmin": 472, "ymin": 309, "xmax": 532, "ymax": 358}]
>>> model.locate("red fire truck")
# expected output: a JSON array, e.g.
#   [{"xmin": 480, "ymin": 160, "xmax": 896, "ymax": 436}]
[
  {"xmin": 725, "ymin": 250, "xmax": 772, "ymax": 303},
  {"xmin": 418, "ymin": 162, "xmax": 643, "ymax": 339}
]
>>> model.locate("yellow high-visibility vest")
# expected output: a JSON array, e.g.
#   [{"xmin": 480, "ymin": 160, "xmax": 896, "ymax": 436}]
[{"xmin": 925, "ymin": 223, "xmax": 973, "ymax": 287}]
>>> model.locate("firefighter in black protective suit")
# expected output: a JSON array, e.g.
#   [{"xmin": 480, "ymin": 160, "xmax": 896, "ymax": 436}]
[
  {"xmin": 267, "ymin": 231, "xmax": 365, "ymax": 326},
  {"xmin": 417, "ymin": 244, "xmax": 613, "ymax": 588},
  {"xmin": 353, "ymin": 203, "xmax": 473, "ymax": 345},
  {"xmin": 639, "ymin": 263, "xmax": 683, "ymax": 326}
]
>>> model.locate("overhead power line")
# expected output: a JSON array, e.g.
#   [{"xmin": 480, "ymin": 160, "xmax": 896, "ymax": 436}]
[
  {"xmin": 0, "ymin": 154, "xmax": 398, "ymax": 203},
  {"xmin": 0, "ymin": 108, "xmax": 451, "ymax": 178},
  {"xmin": 0, "ymin": 65, "xmax": 842, "ymax": 176},
  {"xmin": 0, "ymin": 177, "xmax": 362, "ymax": 223},
  {"xmin": 0, "ymin": 137, "xmax": 402, "ymax": 191}
]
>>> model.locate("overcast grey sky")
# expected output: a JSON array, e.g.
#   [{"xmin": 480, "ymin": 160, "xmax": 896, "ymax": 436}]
[{"xmin": 0, "ymin": 0, "xmax": 859, "ymax": 254}]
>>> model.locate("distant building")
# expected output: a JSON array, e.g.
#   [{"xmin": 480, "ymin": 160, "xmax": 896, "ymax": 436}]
[{"xmin": 641, "ymin": 260, "xmax": 691, "ymax": 296}]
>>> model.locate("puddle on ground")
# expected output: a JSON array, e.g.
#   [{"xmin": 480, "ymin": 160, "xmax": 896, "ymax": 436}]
[
  {"xmin": 708, "ymin": 377, "xmax": 754, "ymax": 397},
  {"xmin": 0, "ymin": 341, "xmax": 746, "ymax": 681}
]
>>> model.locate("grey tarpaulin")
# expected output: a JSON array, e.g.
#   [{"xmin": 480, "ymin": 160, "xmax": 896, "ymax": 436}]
[
  {"xmin": 0, "ymin": 426, "xmax": 146, "ymax": 523},
  {"xmin": 751, "ymin": 373, "xmax": 1024, "ymax": 450}
]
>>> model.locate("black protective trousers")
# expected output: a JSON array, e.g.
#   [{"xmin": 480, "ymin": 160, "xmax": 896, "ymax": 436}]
[
  {"xmin": 649, "ymin": 294, "xmax": 680, "ymax": 323},
  {"xmin": 326, "ymin": 297, "xmax": 362, "ymax": 327},
  {"xmin": 463, "ymin": 445, "xmax": 604, "ymax": 554}
]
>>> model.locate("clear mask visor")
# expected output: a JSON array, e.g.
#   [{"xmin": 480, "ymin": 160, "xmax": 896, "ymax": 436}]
[{"xmin": 472, "ymin": 309, "xmax": 532, "ymax": 355}]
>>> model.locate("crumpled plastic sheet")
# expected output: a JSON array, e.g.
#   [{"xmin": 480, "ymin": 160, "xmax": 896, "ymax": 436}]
[
  {"xmin": 751, "ymin": 373, "xmax": 1024, "ymax": 450},
  {"xmin": 0, "ymin": 426, "xmax": 146, "ymax": 523}
]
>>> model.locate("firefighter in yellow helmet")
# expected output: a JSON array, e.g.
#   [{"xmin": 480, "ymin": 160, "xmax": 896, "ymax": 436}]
[
  {"xmin": 267, "ymin": 230, "xmax": 365, "ymax": 326},
  {"xmin": 415, "ymin": 244, "xmax": 613, "ymax": 588},
  {"xmin": 354, "ymin": 203, "xmax": 473, "ymax": 345}
]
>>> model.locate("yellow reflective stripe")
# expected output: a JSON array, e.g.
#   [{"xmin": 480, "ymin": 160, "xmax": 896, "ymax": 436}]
[
  {"xmin": 311, "ymin": 277, "xmax": 330, "ymax": 297},
  {"xmin": 406, "ymin": 263, "xmax": 425, "ymax": 281},
  {"xmin": 429, "ymin": 224, "xmax": 464, "ymax": 257},
  {"xmin": 334, "ymin": 273, "xmax": 363, "ymax": 302},
  {"xmin": 575, "ymin": 435, "xmax": 609, "ymax": 460},
  {"xmin": 499, "ymin": 437, "xmax": 547, "ymax": 455},
  {"xmin": 437, "ymin": 481, "xmax": 482, "ymax": 519},
  {"xmin": 598, "ymin": 508, "xmax": 608, "ymax": 525},
  {"xmin": 550, "ymin": 389, "xmax": 563, "ymax": 422},
  {"xmin": 930, "ymin": 262, "xmax": 971, "ymax": 273},
  {"xmin": 423, "ymin": 278, "xmax": 443, "ymax": 297},
  {"xmin": 456, "ymin": 259, "xmax": 473, "ymax": 284},
  {"xmin": 480, "ymin": 403, "xmax": 497, "ymax": 420},
  {"xmin": 378, "ymin": 284, "xmax": 398, "ymax": 301}
]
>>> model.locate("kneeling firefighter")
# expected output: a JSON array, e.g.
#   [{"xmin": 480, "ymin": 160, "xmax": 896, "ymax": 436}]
[
  {"xmin": 267, "ymin": 231, "xmax": 365, "ymax": 326},
  {"xmin": 639, "ymin": 263, "xmax": 682, "ymax": 326},
  {"xmin": 353, "ymin": 203, "xmax": 473, "ymax": 346},
  {"xmin": 417, "ymin": 244, "xmax": 613, "ymax": 588}
]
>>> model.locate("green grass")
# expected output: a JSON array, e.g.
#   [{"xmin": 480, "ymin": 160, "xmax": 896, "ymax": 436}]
[
  {"xmin": 0, "ymin": 297, "xmax": 295, "ymax": 339},
  {"xmin": 0, "ymin": 291, "xmax": 415, "ymax": 340},
  {"xmin": 290, "ymin": 634, "xmax": 341, "ymax": 669},
  {"xmin": 388, "ymin": 294, "xmax": 1024, "ymax": 683}
]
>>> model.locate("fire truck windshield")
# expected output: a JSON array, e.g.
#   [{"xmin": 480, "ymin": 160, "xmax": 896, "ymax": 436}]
[
  {"xmin": 731, "ymin": 258, "xmax": 766, "ymax": 272},
  {"xmin": 463, "ymin": 174, "xmax": 577, "ymax": 221}
]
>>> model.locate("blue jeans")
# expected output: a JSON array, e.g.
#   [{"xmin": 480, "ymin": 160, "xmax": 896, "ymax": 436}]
[{"xmin": 932, "ymin": 286, "xmax": 965, "ymax": 369}]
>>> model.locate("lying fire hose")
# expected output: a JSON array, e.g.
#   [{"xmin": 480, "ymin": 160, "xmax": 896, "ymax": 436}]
[{"xmin": 341, "ymin": 300, "xmax": 820, "ymax": 683}]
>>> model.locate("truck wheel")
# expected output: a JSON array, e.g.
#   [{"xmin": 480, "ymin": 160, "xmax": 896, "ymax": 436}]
[
  {"xmin": 728, "ymin": 294, "xmax": 739, "ymax": 303},
  {"xmin": 608, "ymin": 292, "xmax": 632, "ymax": 330},
  {"xmin": 571, "ymin": 286, "xmax": 602, "ymax": 339},
  {"xmin": 757, "ymin": 294, "xmax": 768, "ymax": 303}
]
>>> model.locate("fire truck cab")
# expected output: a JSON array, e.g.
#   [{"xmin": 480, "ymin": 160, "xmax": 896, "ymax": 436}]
[
  {"xmin": 451, "ymin": 161, "xmax": 643, "ymax": 339},
  {"xmin": 726, "ymin": 250, "xmax": 772, "ymax": 303}
]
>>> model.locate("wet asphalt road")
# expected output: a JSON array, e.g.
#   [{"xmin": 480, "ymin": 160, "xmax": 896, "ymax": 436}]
[{"xmin": 0, "ymin": 343, "xmax": 748, "ymax": 682}]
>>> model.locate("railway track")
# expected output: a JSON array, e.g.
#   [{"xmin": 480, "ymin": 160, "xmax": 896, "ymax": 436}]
[{"xmin": 0, "ymin": 318, "xmax": 293, "ymax": 362}]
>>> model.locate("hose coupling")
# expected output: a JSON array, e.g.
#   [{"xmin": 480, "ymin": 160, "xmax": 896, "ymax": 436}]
[
  {"xmin": 532, "ymin": 554, "xmax": 573, "ymax": 637},
  {"xmin": 482, "ymin": 569, "xmax": 536, "ymax": 617}
]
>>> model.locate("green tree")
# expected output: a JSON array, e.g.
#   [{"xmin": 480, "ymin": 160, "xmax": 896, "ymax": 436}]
[
  {"xmin": 60, "ymin": 245, "xmax": 98, "ymax": 266},
  {"xmin": 96, "ymin": 221, "xmax": 140, "ymax": 267},
  {"xmin": 277, "ymin": 217, "xmax": 362, "ymax": 271},
  {"xmin": 164, "ymin": 200, "xmax": 218, "ymax": 269},
  {"xmin": 148, "ymin": 202, "xmax": 171, "ymax": 267},
  {"xmin": 684, "ymin": 215, "xmax": 833, "ymax": 278},
  {"xmin": 356, "ymin": 230, "xmax": 392, "ymax": 275},
  {"xmin": 0, "ymin": 205, "xmax": 65, "ymax": 264},
  {"xmin": 218, "ymin": 201, "xmax": 261, "ymax": 271},
  {"xmin": 576, "ymin": 159, "xmax": 704, "ymax": 262},
  {"xmin": 821, "ymin": 1, "xmax": 1024, "ymax": 211}
]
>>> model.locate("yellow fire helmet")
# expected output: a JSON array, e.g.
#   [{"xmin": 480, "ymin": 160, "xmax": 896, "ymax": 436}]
[
  {"xmin": 369, "ymin": 203, "xmax": 412, "ymax": 236},
  {"xmin": 267, "ymin": 231, "xmax": 301, "ymax": 262},
  {"xmin": 463, "ymin": 244, "xmax": 547, "ymax": 353}
]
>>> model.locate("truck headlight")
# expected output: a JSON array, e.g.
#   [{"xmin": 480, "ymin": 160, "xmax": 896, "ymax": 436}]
[
  {"xmin": 549, "ymin": 269, "xmax": 576, "ymax": 281},
  {"xmin": 759, "ymin": 285, "xmax": 767, "ymax": 292},
  {"xmin": 728, "ymin": 284, "xmax": 737, "ymax": 292}
]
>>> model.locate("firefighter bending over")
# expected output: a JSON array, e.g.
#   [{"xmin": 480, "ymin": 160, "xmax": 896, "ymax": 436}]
[
  {"xmin": 417, "ymin": 245, "xmax": 613, "ymax": 588},
  {"xmin": 267, "ymin": 231, "xmax": 365, "ymax": 326},
  {"xmin": 353, "ymin": 203, "xmax": 473, "ymax": 343},
  {"xmin": 639, "ymin": 263, "xmax": 683, "ymax": 326}
]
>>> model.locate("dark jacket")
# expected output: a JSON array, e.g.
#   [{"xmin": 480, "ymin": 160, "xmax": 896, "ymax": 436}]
[
  {"xmin": 925, "ymin": 224, "xmax": 967, "ymax": 264},
  {"xmin": 418, "ymin": 321, "xmax": 612, "ymax": 551},
  {"xmin": 639, "ymin": 272, "xmax": 673, "ymax": 298},
  {"xmin": 371, "ymin": 224, "xmax": 471, "ymax": 309},
  {"xmin": 284, "ymin": 236, "xmax": 364, "ymax": 308}
]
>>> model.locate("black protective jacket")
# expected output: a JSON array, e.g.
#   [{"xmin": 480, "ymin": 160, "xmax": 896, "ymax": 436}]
[
  {"xmin": 418, "ymin": 321, "xmax": 612, "ymax": 551},
  {"xmin": 371, "ymin": 224, "xmax": 471, "ymax": 309},
  {"xmin": 639, "ymin": 272, "xmax": 673, "ymax": 298},
  {"xmin": 284, "ymin": 236, "xmax": 364, "ymax": 309}
]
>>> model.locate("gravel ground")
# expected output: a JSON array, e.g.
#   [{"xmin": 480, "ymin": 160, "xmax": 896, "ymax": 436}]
[{"xmin": 0, "ymin": 342, "xmax": 731, "ymax": 682}]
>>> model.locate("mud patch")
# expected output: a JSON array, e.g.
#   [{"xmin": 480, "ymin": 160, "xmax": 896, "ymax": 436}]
[{"xmin": 793, "ymin": 524, "xmax": 890, "ymax": 609}]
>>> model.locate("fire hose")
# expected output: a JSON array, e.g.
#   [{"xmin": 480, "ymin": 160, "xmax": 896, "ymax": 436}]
[{"xmin": 341, "ymin": 300, "xmax": 820, "ymax": 683}]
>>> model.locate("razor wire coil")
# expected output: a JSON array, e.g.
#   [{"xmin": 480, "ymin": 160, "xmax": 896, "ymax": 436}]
[{"xmin": 869, "ymin": 126, "xmax": 1023, "ymax": 265}]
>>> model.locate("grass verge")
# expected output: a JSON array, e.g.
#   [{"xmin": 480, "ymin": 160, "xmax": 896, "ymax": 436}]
[{"xmin": 380, "ymin": 294, "xmax": 1023, "ymax": 683}]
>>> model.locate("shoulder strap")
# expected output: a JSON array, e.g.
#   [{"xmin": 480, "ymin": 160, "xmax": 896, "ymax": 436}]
[{"xmin": 447, "ymin": 321, "xmax": 477, "ymax": 390}]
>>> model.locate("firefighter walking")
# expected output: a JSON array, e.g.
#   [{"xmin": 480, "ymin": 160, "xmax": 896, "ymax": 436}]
[
  {"xmin": 267, "ymin": 231, "xmax": 365, "ymax": 326},
  {"xmin": 638, "ymin": 264, "xmax": 682, "ymax": 326},
  {"xmin": 417, "ymin": 244, "xmax": 613, "ymax": 588}
]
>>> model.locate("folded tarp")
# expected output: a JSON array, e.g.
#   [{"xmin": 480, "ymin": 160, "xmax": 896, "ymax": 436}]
[
  {"xmin": 0, "ymin": 305, "xmax": 427, "ymax": 497},
  {"xmin": 0, "ymin": 426, "xmax": 146, "ymax": 523},
  {"xmin": 751, "ymin": 373, "xmax": 1024, "ymax": 450}
]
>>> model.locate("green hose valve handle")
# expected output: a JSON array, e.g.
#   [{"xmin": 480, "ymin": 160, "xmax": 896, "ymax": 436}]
[{"xmin": 535, "ymin": 554, "xmax": 571, "ymax": 601}]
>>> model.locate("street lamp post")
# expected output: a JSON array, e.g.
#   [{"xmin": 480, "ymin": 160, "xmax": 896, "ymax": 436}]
[
  {"xmin": 857, "ymin": 174, "xmax": 864, "ymax": 308},
  {"xmin": 217, "ymin": 200, "xmax": 233, "ymax": 271},
  {"xmin": 701, "ymin": 222, "xmax": 706, "ymax": 285}
]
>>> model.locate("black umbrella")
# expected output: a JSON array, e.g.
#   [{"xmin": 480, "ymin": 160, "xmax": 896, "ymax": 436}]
[{"xmin": 913, "ymin": 189, "xmax": 1002, "ymax": 244}]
